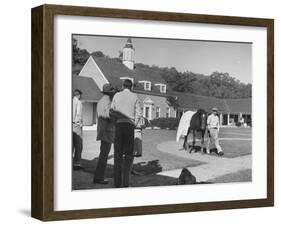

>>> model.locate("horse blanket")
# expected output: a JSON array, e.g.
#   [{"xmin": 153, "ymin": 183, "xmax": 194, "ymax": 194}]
[{"xmin": 176, "ymin": 111, "xmax": 196, "ymax": 142}]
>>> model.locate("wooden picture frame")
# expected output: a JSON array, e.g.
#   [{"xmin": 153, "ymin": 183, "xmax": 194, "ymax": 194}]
[{"xmin": 31, "ymin": 4, "xmax": 274, "ymax": 221}]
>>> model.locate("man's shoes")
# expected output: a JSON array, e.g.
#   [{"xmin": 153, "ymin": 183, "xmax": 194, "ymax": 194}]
[
  {"xmin": 73, "ymin": 163, "xmax": 83, "ymax": 170},
  {"xmin": 218, "ymin": 152, "xmax": 224, "ymax": 156},
  {"xmin": 206, "ymin": 149, "xmax": 210, "ymax": 154},
  {"xmin": 93, "ymin": 179, "xmax": 109, "ymax": 184}
]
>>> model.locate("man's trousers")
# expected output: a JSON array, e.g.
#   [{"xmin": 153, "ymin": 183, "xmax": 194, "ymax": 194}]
[{"xmin": 114, "ymin": 123, "xmax": 135, "ymax": 188}]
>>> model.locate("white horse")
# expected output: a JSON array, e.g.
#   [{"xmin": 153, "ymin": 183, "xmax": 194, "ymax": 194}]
[{"xmin": 176, "ymin": 111, "xmax": 196, "ymax": 143}]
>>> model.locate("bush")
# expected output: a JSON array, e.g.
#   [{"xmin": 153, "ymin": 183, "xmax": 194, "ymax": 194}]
[{"xmin": 150, "ymin": 117, "xmax": 180, "ymax": 130}]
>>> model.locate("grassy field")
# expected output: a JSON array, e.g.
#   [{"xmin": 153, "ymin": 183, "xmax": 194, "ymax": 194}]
[
  {"xmin": 208, "ymin": 169, "xmax": 252, "ymax": 183},
  {"xmin": 72, "ymin": 127, "xmax": 252, "ymax": 189}
]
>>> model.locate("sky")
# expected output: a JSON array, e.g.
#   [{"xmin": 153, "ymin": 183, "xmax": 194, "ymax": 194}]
[{"xmin": 73, "ymin": 34, "xmax": 252, "ymax": 84}]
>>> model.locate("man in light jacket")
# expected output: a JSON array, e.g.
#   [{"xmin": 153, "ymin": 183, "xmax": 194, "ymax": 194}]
[
  {"xmin": 73, "ymin": 89, "xmax": 83, "ymax": 169},
  {"xmin": 93, "ymin": 83, "xmax": 116, "ymax": 184},
  {"xmin": 206, "ymin": 107, "xmax": 224, "ymax": 156},
  {"xmin": 110, "ymin": 79, "xmax": 141, "ymax": 188}
]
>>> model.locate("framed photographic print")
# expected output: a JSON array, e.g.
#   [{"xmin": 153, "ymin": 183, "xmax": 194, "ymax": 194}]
[{"xmin": 31, "ymin": 4, "xmax": 274, "ymax": 221}]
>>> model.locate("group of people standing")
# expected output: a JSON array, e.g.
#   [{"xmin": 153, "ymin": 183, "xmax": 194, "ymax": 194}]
[
  {"xmin": 72, "ymin": 79, "xmax": 225, "ymax": 188},
  {"xmin": 72, "ymin": 79, "xmax": 142, "ymax": 188}
]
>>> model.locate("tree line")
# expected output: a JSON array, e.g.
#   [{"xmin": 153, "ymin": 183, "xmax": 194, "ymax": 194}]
[{"xmin": 140, "ymin": 64, "xmax": 252, "ymax": 99}]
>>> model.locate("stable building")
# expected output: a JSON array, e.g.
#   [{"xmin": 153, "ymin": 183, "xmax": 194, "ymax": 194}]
[
  {"xmin": 176, "ymin": 92, "xmax": 251, "ymax": 126},
  {"xmin": 73, "ymin": 38, "xmax": 176, "ymax": 129}
]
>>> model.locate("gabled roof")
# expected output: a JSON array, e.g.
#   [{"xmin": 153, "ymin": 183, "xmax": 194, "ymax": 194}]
[
  {"xmin": 72, "ymin": 76, "xmax": 102, "ymax": 102},
  {"xmin": 92, "ymin": 56, "xmax": 132, "ymax": 89},
  {"xmin": 91, "ymin": 56, "xmax": 169, "ymax": 93},
  {"xmin": 133, "ymin": 64, "xmax": 167, "ymax": 84},
  {"xmin": 225, "ymin": 98, "xmax": 252, "ymax": 113},
  {"xmin": 175, "ymin": 91, "xmax": 251, "ymax": 114},
  {"xmin": 175, "ymin": 91, "xmax": 228, "ymax": 113}
]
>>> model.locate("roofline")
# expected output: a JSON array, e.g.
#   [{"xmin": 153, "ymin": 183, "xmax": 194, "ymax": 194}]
[
  {"xmin": 78, "ymin": 56, "xmax": 109, "ymax": 87},
  {"xmin": 178, "ymin": 107, "xmax": 251, "ymax": 114},
  {"xmin": 138, "ymin": 80, "xmax": 151, "ymax": 83},
  {"xmin": 133, "ymin": 89, "xmax": 176, "ymax": 98},
  {"xmin": 120, "ymin": 77, "xmax": 134, "ymax": 82},
  {"xmin": 155, "ymin": 83, "xmax": 166, "ymax": 86}
]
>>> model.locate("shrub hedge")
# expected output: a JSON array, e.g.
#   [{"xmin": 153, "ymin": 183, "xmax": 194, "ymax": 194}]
[{"xmin": 149, "ymin": 117, "xmax": 180, "ymax": 130}]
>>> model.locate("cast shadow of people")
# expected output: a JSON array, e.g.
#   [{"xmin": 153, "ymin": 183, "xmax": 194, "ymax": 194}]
[
  {"xmin": 187, "ymin": 145, "xmax": 219, "ymax": 155},
  {"xmin": 74, "ymin": 158, "xmax": 211, "ymax": 189}
]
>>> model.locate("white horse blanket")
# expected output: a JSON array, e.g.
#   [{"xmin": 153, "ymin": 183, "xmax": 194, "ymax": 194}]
[{"xmin": 176, "ymin": 111, "xmax": 196, "ymax": 142}]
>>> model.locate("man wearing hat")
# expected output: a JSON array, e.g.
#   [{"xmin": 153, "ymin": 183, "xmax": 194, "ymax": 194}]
[
  {"xmin": 93, "ymin": 83, "xmax": 116, "ymax": 184},
  {"xmin": 73, "ymin": 89, "xmax": 83, "ymax": 169},
  {"xmin": 206, "ymin": 107, "xmax": 224, "ymax": 156}
]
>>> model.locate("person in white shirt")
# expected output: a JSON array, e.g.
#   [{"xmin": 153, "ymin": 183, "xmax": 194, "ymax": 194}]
[
  {"xmin": 72, "ymin": 89, "xmax": 83, "ymax": 169},
  {"xmin": 206, "ymin": 107, "xmax": 224, "ymax": 156},
  {"xmin": 110, "ymin": 79, "xmax": 141, "ymax": 188}
]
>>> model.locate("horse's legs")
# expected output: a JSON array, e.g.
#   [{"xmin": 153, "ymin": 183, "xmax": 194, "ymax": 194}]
[
  {"xmin": 183, "ymin": 129, "xmax": 190, "ymax": 150},
  {"xmin": 183, "ymin": 136, "xmax": 187, "ymax": 150},
  {"xmin": 201, "ymin": 130, "xmax": 205, "ymax": 153},
  {"xmin": 189, "ymin": 130, "xmax": 196, "ymax": 153}
]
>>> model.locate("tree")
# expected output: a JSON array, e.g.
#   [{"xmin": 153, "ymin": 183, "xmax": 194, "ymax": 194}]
[
  {"xmin": 72, "ymin": 38, "xmax": 89, "ymax": 65},
  {"xmin": 166, "ymin": 96, "xmax": 179, "ymax": 109},
  {"xmin": 92, "ymin": 51, "xmax": 105, "ymax": 58}
]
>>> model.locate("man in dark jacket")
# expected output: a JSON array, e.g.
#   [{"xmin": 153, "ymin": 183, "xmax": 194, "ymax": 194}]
[{"xmin": 93, "ymin": 83, "xmax": 116, "ymax": 184}]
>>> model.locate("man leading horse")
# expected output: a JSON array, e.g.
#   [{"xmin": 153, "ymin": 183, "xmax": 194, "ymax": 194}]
[
  {"xmin": 206, "ymin": 107, "xmax": 224, "ymax": 156},
  {"xmin": 177, "ymin": 107, "xmax": 224, "ymax": 156}
]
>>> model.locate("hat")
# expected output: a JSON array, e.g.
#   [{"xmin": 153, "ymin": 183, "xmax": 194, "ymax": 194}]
[
  {"xmin": 74, "ymin": 89, "xmax": 82, "ymax": 96},
  {"xmin": 212, "ymin": 107, "xmax": 218, "ymax": 112},
  {"xmin": 102, "ymin": 83, "xmax": 115, "ymax": 94}
]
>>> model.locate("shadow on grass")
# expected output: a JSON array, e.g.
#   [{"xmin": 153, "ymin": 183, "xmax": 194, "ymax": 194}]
[
  {"xmin": 73, "ymin": 158, "xmax": 212, "ymax": 190},
  {"xmin": 187, "ymin": 145, "xmax": 219, "ymax": 155},
  {"xmin": 78, "ymin": 157, "xmax": 163, "ymax": 178}
]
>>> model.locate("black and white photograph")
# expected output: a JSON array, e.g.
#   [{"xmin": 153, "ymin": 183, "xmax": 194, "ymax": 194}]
[{"xmin": 71, "ymin": 35, "xmax": 252, "ymax": 190}]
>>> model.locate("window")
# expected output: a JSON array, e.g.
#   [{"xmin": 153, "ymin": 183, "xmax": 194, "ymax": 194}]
[
  {"xmin": 120, "ymin": 77, "xmax": 134, "ymax": 84},
  {"xmin": 144, "ymin": 82, "xmax": 151, "ymax": 91},
  {"xmin": 143, "ymin": 104, "xmax": 152, "ymax": 120},
  {"xmin": 155, "ymin": 83, "xmax": 167, "ymax": 93},
  {"xmin": 160, "ymin": 85, "xmax": 166, "ymax": 93},
  {"xmin": 166, "ymin": 107, "xmax": 170, "ymax": 118},
  {"xmin": 156, "ymin": 107, "xmax": 160, "ymax": 118},
  {"xmin": 139, "ymin": 80, "xmax": 151, "ymax": 91},
  {"xmin": 145, "ymin": 106, "xmax": 150, "ymax": 118}
]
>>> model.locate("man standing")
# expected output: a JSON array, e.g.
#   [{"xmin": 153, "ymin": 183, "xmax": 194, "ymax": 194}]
[
  {"xmin": 110, "ymin": 79, "xmax": 141, "ymax": 188},
  {"xmin": 73, "ymin": 89, "xmax": 83, "ymax": 169},
  {"xmin": 206, "ymin": 107, "xmax": 224, "ymax": 156},
  {"xmin": 93, "ymin": 84, "xmax": 116, "ymax": 184}
]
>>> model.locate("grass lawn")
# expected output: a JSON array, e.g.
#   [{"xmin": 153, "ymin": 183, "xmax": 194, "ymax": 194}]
[
  {"xmin": 208, "ymin": 169, "xmax": 252, "ymax": 183},
  {"xmin": 139, "ymin": 129, "xmax": 203, "ymax": 171},
  {"xmin": 182, "ymin": 127, "xmax": 252, "ymax": 158}
]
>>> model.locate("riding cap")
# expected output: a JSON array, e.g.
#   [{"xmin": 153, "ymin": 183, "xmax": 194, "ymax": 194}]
[
  {"xmin": 212, "ymin": 107, "xmax": 218, "ymax": 112},
  {"xmin": 74, "ymin": 89, "xmax": 82, "ymax": 96},
  {"xmin": 102, "ymin": 83, "xmax": 115, "ymax": 94}
]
